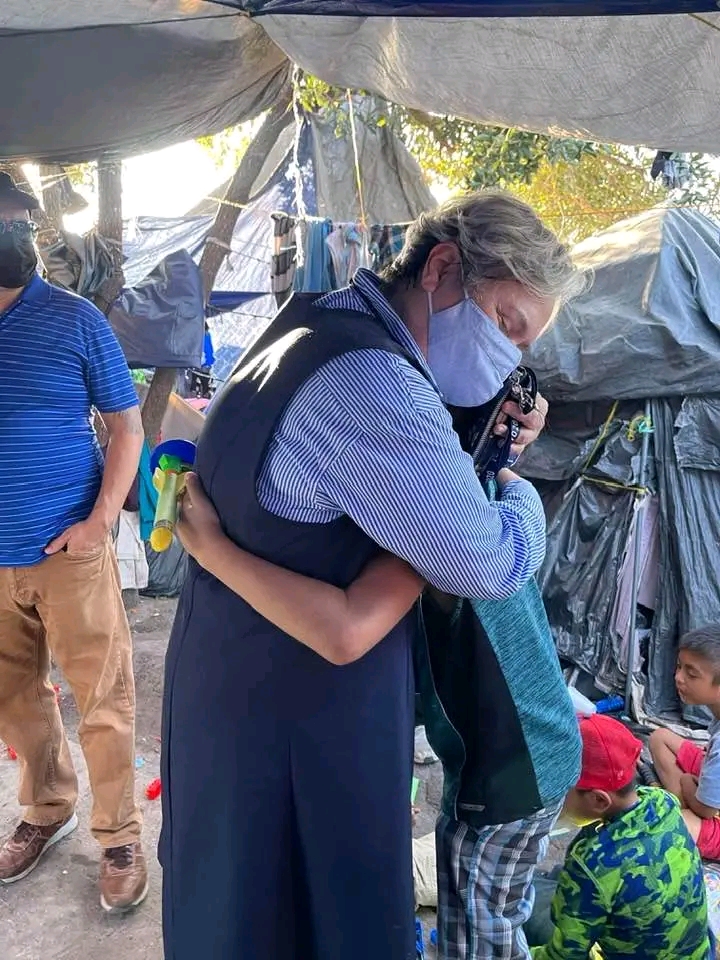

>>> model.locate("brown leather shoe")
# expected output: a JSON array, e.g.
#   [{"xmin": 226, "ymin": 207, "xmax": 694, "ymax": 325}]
[
  {"xmin": 99, "ymin": 842, "xmax": 148, "ymax": 913},
  {"xmin": 0, "ymin": 814, "xmax": 78, "ymax": 884}
]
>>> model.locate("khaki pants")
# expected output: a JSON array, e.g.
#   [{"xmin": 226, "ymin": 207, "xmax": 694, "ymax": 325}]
[{"xmin": 0, "ymin": 540, "xmax": 142, "ymax": 848}]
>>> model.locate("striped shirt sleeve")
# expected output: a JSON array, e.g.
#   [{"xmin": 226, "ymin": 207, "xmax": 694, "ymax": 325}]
[
  {"xmin": 82, "ymin": 306, "xmax": 139, "ymax": 413},
  {"xmin": 312, "ymin": 350, "xmax": 547, "ymax": 600}
]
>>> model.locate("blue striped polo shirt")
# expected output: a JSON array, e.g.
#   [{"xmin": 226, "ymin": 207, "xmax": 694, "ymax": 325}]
[
  {"xmin": 0, "ymin": 275, "xmax": 139, "ymax": 566},
  {"xmin": 256, "ymin": 270, "xmax": 547, "ymax": 600}
]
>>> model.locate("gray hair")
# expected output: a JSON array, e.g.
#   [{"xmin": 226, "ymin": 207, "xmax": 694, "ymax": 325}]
[
  {"xmin": 680, "ymin": 625, "xmax": 720, "ymax": 680},
  {"xmin": 383, "ymin": 190, "xmax": 587, "ymax": 304}
]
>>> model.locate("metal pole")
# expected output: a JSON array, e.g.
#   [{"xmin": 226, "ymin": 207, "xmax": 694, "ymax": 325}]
[{"xmin": 624, "ymin": 399, "xmax": 653, "ymax": 715}]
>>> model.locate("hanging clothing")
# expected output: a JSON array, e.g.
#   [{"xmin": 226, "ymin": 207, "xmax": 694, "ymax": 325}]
[
  {"xmin": 325, "ymin": 222, "xmax": 372, "ymax": 287},
  {"xmin": 294, "ymin": 218, "xmax": 334, "ymax": 293},
  {"xmin": 370, "ymin": 223, "xmax": 409, "ymax": 272},
  {"xmin": 160, "ymin": 293, "xmax": 418, "ymax": 960},
  {"xmin": 269, "ymin": 214, "xmax": 410, "ymax": 305},
  {"xmin": 271, "ymin": 213, "xmax": 297, "ymax": 308}
]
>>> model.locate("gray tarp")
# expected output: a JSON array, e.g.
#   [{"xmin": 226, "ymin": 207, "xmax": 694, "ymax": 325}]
[
  {"xmin": 1, "ymin": 2, "xmax": 289, "ymax": 161},
  {"xmin": 259, "ymin": 12, "xmax": 720, "ymax": 153},
  {"xmin": 184, "ymin": 106, "xmax": 437, "ymax": 224},
  {"xmin": 528, "ymin": 209, "xmax": 720, "ymax": 403},
  {"xmin": 5, "ymin": 4, "xmax": 720, "ymax": 161},
  {"xmin": 647, "ymin": 397, "xmax": 720, "ymax": 721},
  {"xmin": 520, "ymin": 208, "xmax": 720, "ymax": 720}
]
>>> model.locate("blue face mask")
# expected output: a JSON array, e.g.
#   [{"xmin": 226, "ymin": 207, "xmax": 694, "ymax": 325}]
[{"xmin": 426, "ymin": 292, "xmax": 522, "ymax": 407}]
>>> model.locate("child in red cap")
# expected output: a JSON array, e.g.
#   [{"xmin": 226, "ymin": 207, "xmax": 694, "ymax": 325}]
[
  {"xmin": 527, "ymin": 714, "xmax": 711, "ymax": 959},
  {"xmin": 649, "ymin": 625, "xmax": 720, "ymax": 861}
]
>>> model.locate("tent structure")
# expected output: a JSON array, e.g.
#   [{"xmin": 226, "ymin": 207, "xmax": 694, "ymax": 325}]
[
  {"xmin": 0, "ymin": 2, "xmax": 289, "ymax": 162},
  {"xmin": 117, "ymin": 105, "xmax": 435, "ymax": 381},
  {"xmin": 520, "ymin": 207, "xmax": 720, "ymax": 724},
  {"xmin": 4, "ymin": 2, "xmax": 720, "ymax": 161},
  {"xmin": 247, "ymin": 8, "xmax": 720, "ymax": 154}
]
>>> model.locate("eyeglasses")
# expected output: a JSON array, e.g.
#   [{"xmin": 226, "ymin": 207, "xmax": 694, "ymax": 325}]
[{"xmin": 0, "ymin": 220, "xmax": 38, "ymax": 237}]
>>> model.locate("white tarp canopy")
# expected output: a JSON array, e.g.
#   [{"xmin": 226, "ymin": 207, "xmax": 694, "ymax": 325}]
[
  {"xmin": 257, "ymin": 12, "xmax": 720, "ymax": 153},
  {"xmin": 4, "ymin": 2, "xmax": 720, "ymax": 160},
  {"xmin": 0, "ymin": 1, "xmax": 289, "ymax": 161}
]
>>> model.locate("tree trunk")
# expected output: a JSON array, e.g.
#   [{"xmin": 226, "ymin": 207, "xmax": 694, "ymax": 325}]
[
  {"xmin": 140, "ymin": 84, "xmax": 293, "ymax": 449},
  {"xmin": 38, "ymin": 164, "xmax": 66, "ymax": 226},
  {"xmin": 94, "ymin": 156, "xmax": 125, "ymax": 316},
  {"xmin": 198, "ymin": 82, "xmax": 293, "ymax": 298},
  {"xmin": 141, "ymin": 367, "xmax": 177, "ymax": 447}
]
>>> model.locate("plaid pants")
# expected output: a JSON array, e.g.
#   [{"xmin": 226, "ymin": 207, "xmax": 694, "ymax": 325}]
[{"xmin": 436, "ymin": 801, "xmax": 563, "ymax": 960}]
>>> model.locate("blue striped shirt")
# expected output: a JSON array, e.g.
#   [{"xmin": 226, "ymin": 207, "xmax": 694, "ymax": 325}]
[
  {"xmin": 257, "ymin": 269, "xmax": 546, "ymax": 600},
  {"xmin": 0, "ymin": 275, "xmax": 139, "ymax": 567}
]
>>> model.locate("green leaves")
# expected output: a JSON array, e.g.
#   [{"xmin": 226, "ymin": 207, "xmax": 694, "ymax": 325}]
[{"xmin": 196, "ymin": 73, "xmax": 720, "ymax": 246}]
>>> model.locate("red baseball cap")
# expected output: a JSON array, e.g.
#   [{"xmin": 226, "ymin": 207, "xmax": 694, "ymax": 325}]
[{"xmin": 576, "ymin": 714, "xmax": 643, "ymax": 791}]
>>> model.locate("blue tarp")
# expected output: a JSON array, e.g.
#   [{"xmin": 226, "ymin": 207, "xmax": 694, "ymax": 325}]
[
  {"xmin": 213, "ymin": 0, "xmax": 719, "ymax": 15},
  {"xmin": 117, "ymin": 118, "xmax": 320, "ymax": 378},
  {"xmin": 120, "ymin": 110, "xmax": 435, "ymax": 379},
  {"xmin": 207, "ymin": 291, "xmax": 267, "ymax": 313}
]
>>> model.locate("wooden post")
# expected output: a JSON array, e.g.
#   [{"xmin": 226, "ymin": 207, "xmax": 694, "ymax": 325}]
[
  {"xmin": 94, "ymin": 155, "xmax": 125, "ymax": 316},
  {"xmin": 97, "ymin": 157, "xmax": 123, "ymax": 249}
]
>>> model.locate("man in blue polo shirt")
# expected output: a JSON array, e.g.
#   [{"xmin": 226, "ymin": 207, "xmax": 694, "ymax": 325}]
[{"xmin": 0, "ymin": 173, "xmax": 146, "ymax": 913}]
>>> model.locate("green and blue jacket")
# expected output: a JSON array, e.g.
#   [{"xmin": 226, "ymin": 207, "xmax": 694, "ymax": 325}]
[
  {"xmin": 416, "ymin": 571, "xmax": 581, "ymax": 828},
  {"xmin": 532, "ymin": 788, "xmax": 711, "ymax": 960}
]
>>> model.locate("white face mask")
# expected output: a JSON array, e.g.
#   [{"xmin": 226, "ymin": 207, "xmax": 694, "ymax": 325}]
[{"xmin": 426, "ymin": 292, "xmax": 522, "ymax": 407}]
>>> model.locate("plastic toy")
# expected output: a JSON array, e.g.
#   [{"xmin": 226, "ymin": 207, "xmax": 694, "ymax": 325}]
[
  {"xmin": 145, "ymin": 778, "xmax": 162, "ymax": 801},
  {"xmin": 595, "ymin": 694, "xmax": 624, "ymax": 715},
  {"xmin": 415, "ymin": 918, "xmax": 425, "ymax": 958},
  {"xmin": 148, "ymin": 439, "xmax": 197, "ymax": 553}
]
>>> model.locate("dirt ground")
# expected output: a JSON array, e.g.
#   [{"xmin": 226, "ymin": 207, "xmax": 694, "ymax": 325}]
[{"xmin": 0, "ymin": 596, "xmax": 566, "ymax": 960}]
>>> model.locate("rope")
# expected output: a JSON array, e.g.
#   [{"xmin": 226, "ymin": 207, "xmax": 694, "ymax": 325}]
[
  {"xmin": 627, "ymin": 412, "xmax": 654, "ymax": 442},
  {"xmin": 688, "ymin": 12, "xmax": 720, "ymax": 33},
  {"xmin": 291, "ymin": 66, "xmax": 307, "ymax": 223},
  {"xmin": 581, "ymin": 400, "xmax": 619, "ymax": 473},
  {"xmin": 578, "ymin": 401, "xmax": 654, "ymax": 497},
  {"xmin": 346, "ymin": 90, "xmax": 368, "ymax": 229},
  {"xmin": 582, "ymin": 476, "xmax": 650, "ymax": 497}
]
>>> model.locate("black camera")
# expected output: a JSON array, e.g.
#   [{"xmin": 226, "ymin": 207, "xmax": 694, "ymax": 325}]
[{"xmin": 448, "ymin": 365, "xmax": 537, "ymax": 482}]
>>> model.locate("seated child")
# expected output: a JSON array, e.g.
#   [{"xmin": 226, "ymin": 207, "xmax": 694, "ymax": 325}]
[
  {"xmin": 650, "ymin": 625, "xmax": 720, "ymax": 861},
  {"xmin": 527, "ymin": 714, "xmax": 711, "ymax": 960}
]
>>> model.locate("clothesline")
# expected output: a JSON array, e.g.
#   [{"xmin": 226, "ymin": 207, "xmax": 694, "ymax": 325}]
[{"xmin": 270, "ymin": 213, "xmax": 409, "ymax": 307}]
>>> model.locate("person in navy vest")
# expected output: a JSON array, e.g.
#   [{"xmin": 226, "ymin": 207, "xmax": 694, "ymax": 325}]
[
  {"xmin": 159, "ymin": 191, "xmax": 585, "ymax": 960},
  {"xmin": 0, "ymin": 173, "xmax": 147, "ymax": 913}
]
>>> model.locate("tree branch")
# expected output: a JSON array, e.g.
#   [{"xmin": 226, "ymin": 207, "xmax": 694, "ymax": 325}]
[
  {"xmin": 142, "ymin": 84, "xmax": 293, "ymax": 447},
  {"xmin": 198, "ymin": 81, "xmax": 293, "ymax": 299}
]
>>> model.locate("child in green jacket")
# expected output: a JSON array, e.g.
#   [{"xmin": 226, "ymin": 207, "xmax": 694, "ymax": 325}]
[{"xmin": 528, "ymin": 715, "xmax": 712, "ymax": 960}]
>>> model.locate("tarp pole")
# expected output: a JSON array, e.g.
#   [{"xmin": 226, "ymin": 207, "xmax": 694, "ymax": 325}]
[
  {"xmin": 624, "ymin": 399, "xmax": 653, "ymax": 716},
  {"xmin": 95, "ymin": 156, "xmax": 125, "ymax": 317}
]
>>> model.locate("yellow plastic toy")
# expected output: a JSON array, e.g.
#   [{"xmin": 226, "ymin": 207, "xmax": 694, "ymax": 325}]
[{"xmin": 148, "ymin": 439, "xmax": 196, "ymax": 553}]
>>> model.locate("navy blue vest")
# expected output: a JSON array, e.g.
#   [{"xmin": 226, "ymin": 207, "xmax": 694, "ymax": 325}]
[{"xmin": 160, "ymin": 294, "xmax": 419, "ymax": 960}]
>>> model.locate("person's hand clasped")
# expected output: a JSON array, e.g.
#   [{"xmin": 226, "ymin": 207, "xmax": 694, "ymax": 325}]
[
  {"xmin": 493, "ymin": 391, "xmax": 549, "ymax": 458},
  {"xmin": 45, "ymin": 516, "xmax": 108, "ymax": 557},
  {"xmin": 176, "ymin": 472, "xmax": 223, "ymax": 566}
]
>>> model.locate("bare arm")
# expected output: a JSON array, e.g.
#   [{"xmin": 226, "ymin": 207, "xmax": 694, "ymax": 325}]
[
  {"xmin": 680, "ymin": 773, "xmax": 719, "ymax": 819},
  {"xmin": 90, "ymin": 406, "xmax": 144, "ymax": 530},
  {"xmin": 45, "ymin": 405, "xmax": 144, "ymax": 555},
  {"xmin": 177, "ymin": 473, "xmax": 425, "ymax": 665}
]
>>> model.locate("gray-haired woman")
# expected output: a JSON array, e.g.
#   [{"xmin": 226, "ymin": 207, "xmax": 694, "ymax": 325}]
[{"xmin": 160, "ymin": 191, "xmax": 585, "ymax": 960}]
